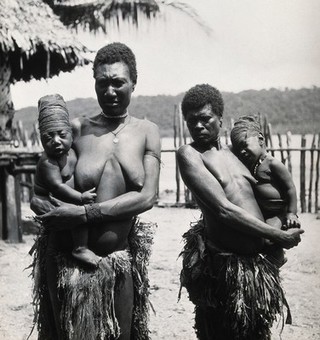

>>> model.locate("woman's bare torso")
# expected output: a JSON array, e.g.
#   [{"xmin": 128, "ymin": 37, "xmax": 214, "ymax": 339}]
[
  {"xmin": 200, "ymin": 146, "xmax": 265, "ymax": 254},
  {"xmin": 50, "ymin": 115, "xmax": 146, "ymax": 256}
]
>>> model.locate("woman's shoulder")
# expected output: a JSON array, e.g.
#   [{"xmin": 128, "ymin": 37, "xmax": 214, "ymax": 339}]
[{"xmin": 71, "ymin": 115, "xmax": 98, "ymax": 135}]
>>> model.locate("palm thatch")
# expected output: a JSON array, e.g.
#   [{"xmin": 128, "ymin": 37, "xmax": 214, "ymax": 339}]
[
  {"xmin": 45, "ymin": 0, "xmax": 160, "ymax": 32},
  {"xmin": 0, "ymin": 0, "xmax": 90, "ymax": 83},
  {"xmin": 0, "ymin": 0, "xmax": 208, "ymax": 138}
]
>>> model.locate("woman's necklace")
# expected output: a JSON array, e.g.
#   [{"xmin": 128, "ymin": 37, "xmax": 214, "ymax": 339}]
[
  {"xmin": 100, "ymin": 111, "xmax": 128, "ymax": 119},
  {"xmin": 252, "ymin": 153, "xmax": 267, "ymax": 177},
  {"xmin": 106, "ymin": 116, "xmax": 131, "ymax": 144}
]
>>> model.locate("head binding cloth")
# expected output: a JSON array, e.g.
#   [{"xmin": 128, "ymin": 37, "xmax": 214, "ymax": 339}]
[
  {"xmin": 231, "ymin": 115, "xmax": 262, "ymax": 149},
  {"xmin": 38, "ymin": 94, "xmax": 71, "ymax": 135}
]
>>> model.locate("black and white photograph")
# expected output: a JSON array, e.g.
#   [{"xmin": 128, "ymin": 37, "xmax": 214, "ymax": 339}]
[{"xmin": 0, "ymin": 1, "xmax": 319, "ymax": 339}]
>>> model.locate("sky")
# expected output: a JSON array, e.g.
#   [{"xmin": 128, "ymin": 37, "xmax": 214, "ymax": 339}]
[{"xmin": 11, "ymin": 0, "xmax": 320, "ymax": 109}]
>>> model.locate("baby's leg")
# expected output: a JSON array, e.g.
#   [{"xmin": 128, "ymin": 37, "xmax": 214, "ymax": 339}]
[
  {"xmin": 264, "ymin": 216, "xmax": 287, "ymax": 268},
  {"xmin": 266, "ymin": 215, "xmax": 283, "ymax": 229},
  {"xmin": 72, "ymin": 226, "xmax": 101, "ymax": 268}
]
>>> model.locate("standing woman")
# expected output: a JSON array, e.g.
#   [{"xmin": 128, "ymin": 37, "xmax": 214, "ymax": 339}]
[
  {"xmin": 30, "ymin": 43, "xmax": 161, "ymax": 340},
  {"xmin": 177, "ymin": 84, "xmax": 303, "ymax": 340}
]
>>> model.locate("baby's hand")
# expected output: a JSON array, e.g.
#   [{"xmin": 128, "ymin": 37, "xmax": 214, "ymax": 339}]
[
  {"xmin": 81, "ymin": 187, "xmax": 97, "ymax": 204},
  {"xmin": 284, "ymin": 213, "xmax": 301, "ymax": 229}
]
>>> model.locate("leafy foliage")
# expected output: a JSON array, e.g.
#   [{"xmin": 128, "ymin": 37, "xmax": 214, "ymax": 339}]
[{"xmin": 14, "ymin": 87, "xmax": 320, "ymax": 137}]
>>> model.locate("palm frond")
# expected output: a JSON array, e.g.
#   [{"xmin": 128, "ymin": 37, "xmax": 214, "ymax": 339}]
[
  {"xmin": 44, "ymin": 0, "xmax": 160, "ymax": 32},
  {"xmin": 159, "ymin": 1, "xmax": 212, "ymax": 35}
]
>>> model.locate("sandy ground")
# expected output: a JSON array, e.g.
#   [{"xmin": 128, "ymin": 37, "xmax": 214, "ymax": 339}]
[{"xmin": 0, "ymin": 207, "xmax": 319, "ymax": 340}]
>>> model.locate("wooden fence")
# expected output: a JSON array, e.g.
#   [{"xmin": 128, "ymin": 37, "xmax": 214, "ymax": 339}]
[
  {"xmin": 0, "ymin": 114, "xmax": 319, "ymax": 242},
  {"xmin": 164, "ymin": 106, "xmax": 320, "ymax": 212}
]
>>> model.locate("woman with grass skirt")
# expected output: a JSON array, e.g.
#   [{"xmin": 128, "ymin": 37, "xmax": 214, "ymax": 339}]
[
  {"xmin": 177, "ymin": 84, "xmax": 304, "ymax": 340},
  {"xmin": 30, "ymin": 42, "xmax": 161, "ymax": 340}
]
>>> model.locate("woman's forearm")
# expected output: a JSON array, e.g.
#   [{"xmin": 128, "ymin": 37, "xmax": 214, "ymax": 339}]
[
  {"xmin": 201, "ymin": 197, "xmax": 303, "ymax": 249},
  {"xmin": 98, "ymin": 190, "xmax": 157, "ymax": 220},
  {"xmin": 215, "ymin": 201, "xmax": 284, "ymax": 242}
]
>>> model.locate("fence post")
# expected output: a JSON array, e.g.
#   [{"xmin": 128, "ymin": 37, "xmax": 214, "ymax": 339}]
[
  {"xmin": 267, "ymin": 123, "xmax": 274, "ymax": 156},
  {"xmin": 286, "ymin": 131, "xmax": 292, "ymax": 174},
  {"xmin": 173, "ymin": 105, "xmax": 180, "ymax": 204},
  {"xmin": 3, "ymin": 169, "xmax": 23, "ymax": 242},
  {"xmin": 308, "ymin": 134, "xmax": 316, "ymax": 212},
  {"xmin": 277, "ymin": 133, "xmax": 285, "ymax": 164},
  {"xmin": 0, "ymin": 168, "xmax": 4, "ymax": 239},
  {"xmin": 315, "ymin": 134, "xmax": 320, "ymax": 213},
  {"xmin": 300, "ymin": 135, "xmax": 306, "ymax": 213}
]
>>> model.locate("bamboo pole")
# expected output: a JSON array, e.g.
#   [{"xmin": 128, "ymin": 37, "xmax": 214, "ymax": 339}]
[
  {"xmin": 315, "ymin": 134, "xmax": 320, "ymax": 213},
  {"xmin": 300, "ymin": 135, "xmax": 307, "ymax": 213},
  {"xmin": 308, "ymin": 134, "xmax": 316, "ymax": 212},
  {"xmin": 286, "ymin": 131, "xmax": 292, "ymax": 174}
]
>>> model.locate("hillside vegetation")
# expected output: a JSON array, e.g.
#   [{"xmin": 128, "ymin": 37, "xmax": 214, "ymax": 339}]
[{"xmin": 14, "ymin": 87, "xmax": 320, "ymax": 137}]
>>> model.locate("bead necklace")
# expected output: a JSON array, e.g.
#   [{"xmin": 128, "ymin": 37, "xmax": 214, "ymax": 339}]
[
  {"xmin": 100, "ymin": 111, "xmax": 128, "ymax": 119},
  {"xmin": 252, "ymin": 153, "xmax": 267, "ymax": 177},
  {"xmin": 105, "ymin": 116, "xmax": 131, "ymax": 144}
]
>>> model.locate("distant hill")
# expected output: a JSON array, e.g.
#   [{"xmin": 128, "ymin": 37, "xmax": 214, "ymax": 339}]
[{"xmin": 14, "ymin": 87, "xmax": 320, "ymax": 137}]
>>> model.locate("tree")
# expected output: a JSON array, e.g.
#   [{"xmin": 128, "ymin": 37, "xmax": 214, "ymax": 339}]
[{"xmin": 0, "ymin": 0, "xmax": 208, "ymax": 140}]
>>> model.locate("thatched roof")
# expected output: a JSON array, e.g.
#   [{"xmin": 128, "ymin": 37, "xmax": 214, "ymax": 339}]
[
  {"xmin": 45, "ymin": 0, "xmax": 160, "ymax": 32},
  {"xmin": 0, "ymin": 0, "xmax": 91, "ymax": 83},
  {"xmin": 0, "ymin": 0, "xmax": 206, "ymax": 84}
]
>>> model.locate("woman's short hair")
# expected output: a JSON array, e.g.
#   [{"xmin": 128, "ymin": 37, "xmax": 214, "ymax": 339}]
[
  {"xmin": 93, "ymin": 42, "xmax": 137, "ymax": 84},
  {"xmin": 181, "ymin": 84, "xmax": 224, "ymax": 118}
]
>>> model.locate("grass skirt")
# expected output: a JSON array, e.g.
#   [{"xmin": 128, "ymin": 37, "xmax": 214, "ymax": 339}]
[
  {"xmin": 29, "ymin": 217, "xmax": 155, "ymax": 340},
  {"xmin": 179, "ymin": 220, "xmax": 290, "ymax": 340}
]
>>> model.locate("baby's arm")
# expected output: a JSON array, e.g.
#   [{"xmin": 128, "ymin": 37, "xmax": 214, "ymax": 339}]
[
  {"xmin": 38, "ymin": 159, "xmax": 96, "ymax": 204},
  {"xmin": 269, "ymin": 158, "xmax": 300, "ymax": 228}
]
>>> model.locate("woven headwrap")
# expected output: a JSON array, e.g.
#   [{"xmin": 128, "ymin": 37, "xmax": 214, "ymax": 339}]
[
  {"xmin": 231, "ymin": 115, "xmax": 262, "ymax": 149},
  {"xmin": 38, "ymin": 94, "xmax": 72, "ymax": 135}
]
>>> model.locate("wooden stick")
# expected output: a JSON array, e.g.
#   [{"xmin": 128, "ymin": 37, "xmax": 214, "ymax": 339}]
[
  {"xmin": 267, "ymin": 123, "xmax": 274, "ymax": 156},
  {"xmin": 0, "ymin": 168, "xmax": 4, "ymax": 239},
  {"xmin": 277, "ymin": 133, "xmax": 285, "ymax": 164},
  {"xmin": 4, "ymin": 169, "xmax": 22, "ymax": 242},
  {"xmin": 286, "ymin": 131, "xmax": 292, "ymax": 174},
  {"xmin": 308, "ymin": 134, "xmax": 316, "ymax": 212},
  {"xmin": 300, "ymin": 135, "xmax": 307, "ymax": 213},
  {"xmin": 263, "ymin": 116, "xmax": 268, "ymax": 147},
  {"xmin": 176, "ymin": 105, "xmax": 184, "ymax": 203},
  {"xmin": 315, "ymin": 133, "xmax": 320, "ymax": 213}
]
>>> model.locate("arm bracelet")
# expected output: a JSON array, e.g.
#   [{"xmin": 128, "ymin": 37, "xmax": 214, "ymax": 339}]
[{"xmin": 84, "ymin": 203, "xmax": 103, "ymax": 224}]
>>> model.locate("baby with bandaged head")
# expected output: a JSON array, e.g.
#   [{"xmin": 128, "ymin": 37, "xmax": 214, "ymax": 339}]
[
  {"xmin": 231, "ymin": 115, "xmax": 301, "ymax": 267},
  {"xmin": 34, "ymin": 94, "xmax": 101, "ymax": 268}
]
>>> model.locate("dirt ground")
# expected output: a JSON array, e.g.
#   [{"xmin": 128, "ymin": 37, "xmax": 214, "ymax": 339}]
[{"xmin": 0, "ymin": 207, "xmax": 319, "ymax": 340}]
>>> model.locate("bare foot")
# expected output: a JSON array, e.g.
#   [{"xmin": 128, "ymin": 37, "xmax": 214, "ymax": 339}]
[{"xmin": 72, "ymin": 247, "xmax": 102, "ymax": 269}]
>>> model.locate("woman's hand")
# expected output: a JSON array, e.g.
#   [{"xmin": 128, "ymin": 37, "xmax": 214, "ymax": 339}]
[
  {"xmin": 38, "ymin": 197, "xmax": 86, "ymax": 230},
  {"xmin": 30, "ymin": 194, "xmax": 60, "ymax": 215},
  {"xmin": 277, "ymin": 227, "xmax": 304, "ymax": 249}
]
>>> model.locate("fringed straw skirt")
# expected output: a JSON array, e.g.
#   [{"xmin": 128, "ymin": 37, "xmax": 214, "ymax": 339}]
[
  {"xmin": 179, "ymin": 219, "xmax": 291, "ymax": 340},
  {"xmin": 29, "ymin": 218, "xmax": 155, "ymax": 340}
]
